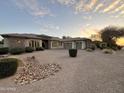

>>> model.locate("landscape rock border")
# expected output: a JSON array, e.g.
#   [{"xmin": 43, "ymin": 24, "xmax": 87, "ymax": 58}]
[{"xmin": 14, "ymin": 56, "xmax": 62, "ymax": 85}]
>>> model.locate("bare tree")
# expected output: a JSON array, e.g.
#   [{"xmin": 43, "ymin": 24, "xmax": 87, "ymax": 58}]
[{"xmin": 101, "ymin": 26, "xmax": 124, "ymax": 49}]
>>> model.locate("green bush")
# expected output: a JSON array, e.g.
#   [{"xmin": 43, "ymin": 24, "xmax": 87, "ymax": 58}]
[
  {"xmin": 9, "ymin": 47, "xmax": 25, "ymax": 55},
  {"xmin": 0, "ymin": 47, "xmax": 9, "ymax": 55},
  {"xmin": 86, "ymin": 48, "xmax": 94, "ymax": 52},
  {"xmin": 102, "ymin": 49, "xmax": 114, "ymax": 54},
  {"xmin": 0, "ymin": 58, "xmax": 18, "ymax": 79},
  {"xmin": 36, "ymin": 47, "xmax": 44, "ymax": 51},
  {"xmin": 99, "ymin": 43, "xmax": 108, "ymax": 49},
  {"xmin": 25, "ymin": 47, "xmax": 34, "ymax": 53},
  {"xmin": 69, "ymin": 49, "xmax": 77, "ymax": 57},
  {"xmin": 89, "ymin": 44, "xmax": 96, "ymax": 50},
  {"xmin": 109, "ymin": 44, "xmax": 123, "ymax": 51}
]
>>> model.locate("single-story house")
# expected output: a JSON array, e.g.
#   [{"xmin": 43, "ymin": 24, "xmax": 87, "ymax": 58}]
[{"xmin": 1, "ymin": 34, "xmax": 92, "ymax": 50}]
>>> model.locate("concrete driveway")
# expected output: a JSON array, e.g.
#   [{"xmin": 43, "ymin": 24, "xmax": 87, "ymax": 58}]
[{"xmin": 0, "ymin": 50, "xmax": 124, "ymax": 93}]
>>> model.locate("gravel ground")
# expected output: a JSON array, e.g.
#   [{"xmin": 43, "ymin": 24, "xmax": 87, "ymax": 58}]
[{"xmin": 0, "ymin": 49, "xmax": 124, "ymax": 93}]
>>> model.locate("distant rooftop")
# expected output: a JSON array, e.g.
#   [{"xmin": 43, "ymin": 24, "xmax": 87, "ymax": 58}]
[
  {"xmin": 1, "ymin": 33, "xmax": 62, "ymax": 40},
  {"xmin": 1, "ymin": 33, "xmax": 90, "ymax": 41},
  {"xmin": 1, "ymin": 33, "xmax": 41, "ymax": 39},
  {"xmin": 62, "ymin": 37, "xmax": 91, "ymax": 41}
]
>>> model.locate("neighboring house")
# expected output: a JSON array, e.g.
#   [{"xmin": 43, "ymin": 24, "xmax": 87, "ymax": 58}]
[{"xmin": 1, "ymin": 34, "xmax": 92, "ymax": 49}]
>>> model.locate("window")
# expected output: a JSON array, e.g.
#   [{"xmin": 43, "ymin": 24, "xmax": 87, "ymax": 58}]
[
  {"xmin": 59, "ymin": 42, "xmax": 62, "ymax": 46},
  {"xmin": 29, "ymin": 42, "xmax": 32, "ymax": 47},
  {"xmin": 37, "ymin": 42, "xmax": 40, "ymax": 47},
  {"xmin": 35, "ymin": 41, "xmax": 37, "ymax": 47},
  {"xmin": 32, "ymin": 40, "xmax": 34, "ymax": 47}
]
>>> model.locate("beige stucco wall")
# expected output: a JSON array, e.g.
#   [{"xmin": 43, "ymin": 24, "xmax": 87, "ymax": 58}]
[
  {"xmin": 4, "ymin": 37, "xmax": 25, "ymax": 48},
  {"xmin": 50, "ymin": 40, "xmax": 63, "ymax": 49},
  {"xmin": 4, "ymin": 37, "xmax": 42, "ymax": 49}
]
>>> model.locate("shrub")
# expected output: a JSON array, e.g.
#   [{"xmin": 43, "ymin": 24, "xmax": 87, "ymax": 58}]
[
  {"xmin": 117, "ymin": 46, "xmax": 123, "ymax": 50},
  {"xmin": 0, "ymin": 58, "xmax": 18, "ymax": 79},
  {"xmin": 94, "ymin": 41, "xmax": 101, "ymax": 48},
  {"xmin": 109, "ymin": 44, "xmax": 123, "ymax": 51},
  {"xmin": 9, "ymin": 47, "xmax": 25, "ymax": 55},
  {"xmin": 69, "ymin": 49, "xmax": 77, "ymax": 57},
  {"xmin": 94, "ymin": 41, "xmax": 108, "ymax": 49},
  {"xmin": 25, "ymin": 47, "xmax": 34, "ymax": 53},
  {"xmin": 99, "ymin": 42, "xmax": 108, "ymax": 49},
  {"xmin": 36, "ymin": 47, "xmax": 44, "ymax": 51},
  {"xmin": 0, "ymin": 47, "xmax": 9, "ymax": 55},
  {"xmin": 90, "ymin": 44, "xmax": 96, "ymax": 50},
  {"xmin": 86, "ymin": 48, "xmax": 94, "ymax": 52},
  {"xmin": 102, "ymin": 49, "xmax": 115, "ymax": 54}
]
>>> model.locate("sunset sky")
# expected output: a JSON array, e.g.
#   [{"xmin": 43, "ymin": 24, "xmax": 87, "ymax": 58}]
[{"xmin": 0, "ymin": 0, "xmax": 124, "ymax": 38}]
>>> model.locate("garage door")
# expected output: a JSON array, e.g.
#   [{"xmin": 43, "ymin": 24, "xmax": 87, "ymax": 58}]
[
  {"xmin": 64, "ymin": 43, "xmax": 72, "ymax": 49},
  {"xmin": 76, "ymin": 42, "xmax": 82, "ymax": 49}
]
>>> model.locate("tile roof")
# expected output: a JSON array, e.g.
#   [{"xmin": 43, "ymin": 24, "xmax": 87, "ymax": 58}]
[
  {"xmin": 1, "ymin": 34, "xmax": 41, "ymax": 39},
  {"xmin": 1, "ymin": 34, "xmax": 91, "ymax": 41}
]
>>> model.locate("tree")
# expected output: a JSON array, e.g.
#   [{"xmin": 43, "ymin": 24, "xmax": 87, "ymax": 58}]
[{"xmin": 101, "ymin": 26, "xmax": 124, "ymax": 50}]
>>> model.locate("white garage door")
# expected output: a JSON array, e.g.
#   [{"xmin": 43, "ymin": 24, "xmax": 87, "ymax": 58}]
[{"xmin": 64, "ymin": 42, "xmax": 72, "ymax": 49}]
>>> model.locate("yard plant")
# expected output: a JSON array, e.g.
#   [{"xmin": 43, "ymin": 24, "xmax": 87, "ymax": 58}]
[
  {"xmin": 0, "ymin": 47, "xmax": 9, "ymax": 55},
  {"xmin": 69, "ymin": 49, "xmax": 77, "ymax": 57},
  {"xmin": 0, "ymin": 58, "xmax": 18, "ymax": 79},
  {"xmin": 36, "ymin": 47, "xmax": 44, "ymax": 51},
  {"xmin": 9, "ymin": 47, "xmax": 25, "ymax": 55},
  {"xmin": 25, "ymin": 47, "xmax": 34, "ymax": 53}
]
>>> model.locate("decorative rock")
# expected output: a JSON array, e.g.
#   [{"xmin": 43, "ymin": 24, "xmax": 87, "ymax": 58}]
[{"xmin": 14, "ymin": 56, "xmax": 61, "ymax": 85}]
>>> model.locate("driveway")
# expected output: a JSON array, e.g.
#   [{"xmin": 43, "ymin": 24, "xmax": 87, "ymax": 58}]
[{"xmin": 0, "ymin": 50, "xmax": 124, "ymax": 93}]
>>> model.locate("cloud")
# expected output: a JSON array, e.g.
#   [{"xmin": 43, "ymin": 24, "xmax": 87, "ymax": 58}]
[
  {"xmin": 84, "ymin": 0, "xmax": 98, "ymax": 11},
  {"xmin": 110, "ymin": 4, "xmax": 124, "ymax": 13},
  {"xmin": 120, "ymin": 11, "xmax": 124, "ymax": 15},
  {"xmin": 74, "ymin": 0, "xmax": 98, "ymax": 13},
  {"xmin": 118, "ymin": 11, "xmax": 124, "ymax": 17},
  {"xmin": 81, "ymin": 27, "xmax": 99, "ymax": 38},
  {"xmin": 51, "ymin": 0, "xmax": 124, "ymax": 17},
  {"xmin": 103, "ymin": 0, "xmax": 121, "ymax": 13},
  {"xmin": 53, "ymin": 0, "xmax": 76, "ymax": 5},
  {"xmin": 14, "ymin": 0, "xmax": 124, "ymax": 19},
  {"xmin": 41, "ymin": 24, "xmax": 60, "ymax": 31},
  {"xmin": 14, "ymin": 0, "xmax": 51, "ymax": 17},
  {"xmin": 110, "ymin": 15, "xmax": 120, "ymax": 18},
  {"xmin": 52, "ymin": 0, "xmax": 98, "ymax": 13},
  {"xmin": 74, "ymin": 0, "xmax": 84, "ymax": 13},
  {"xmin": 83, "ymin": 16, "xmax": 92, "ymax": 20},
  {"xmin": 86, "ymin": 24, "xmax": 91, "ymax": 27},
  {"xmin": 94, "ymin": 3, "xmax": 104, "ymax": 12}
]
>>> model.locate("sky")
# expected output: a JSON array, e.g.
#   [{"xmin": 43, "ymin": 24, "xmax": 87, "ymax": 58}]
[{"xmin": 0, "ymin": 0, "xmax": 124, "ymax": 38}]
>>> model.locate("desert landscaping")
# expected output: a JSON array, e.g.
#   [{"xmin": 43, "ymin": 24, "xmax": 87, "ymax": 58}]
[
  {"xmin": 1, "ymin": 0, "xmax": 124, "ymax": 93},
  {"xmin": 0, "ymin": 49, "xmax": 124, "ymax": 93}
]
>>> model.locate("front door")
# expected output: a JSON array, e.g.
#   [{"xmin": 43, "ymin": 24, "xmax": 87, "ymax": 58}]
[{"xmin": 42, "ymin": 40, "xmax": 49, "ymax": 49}]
